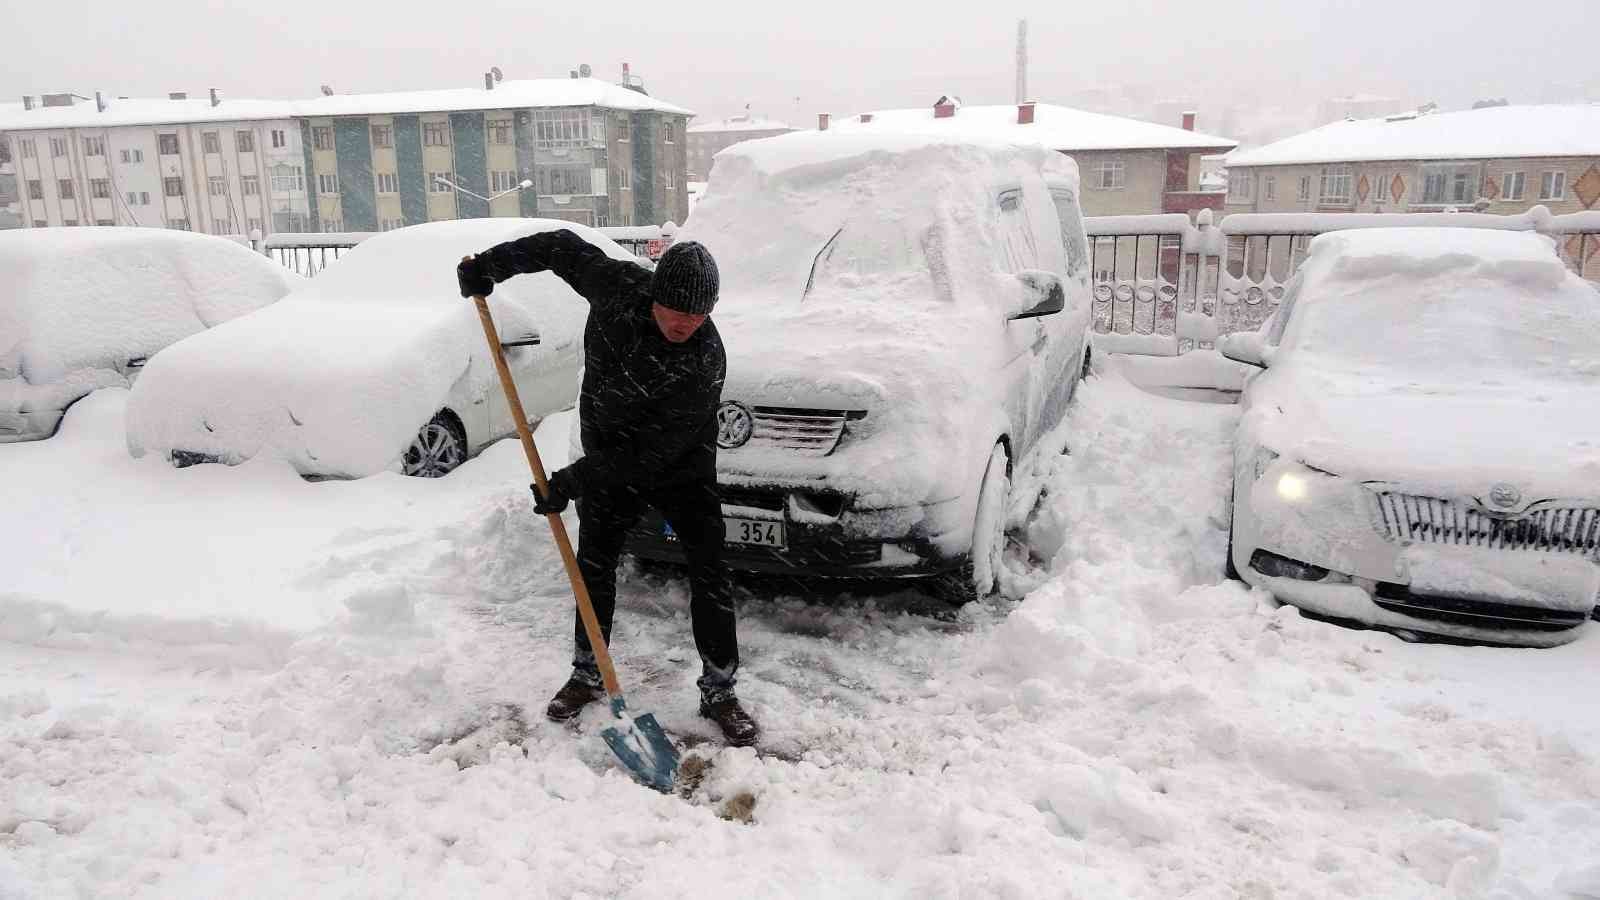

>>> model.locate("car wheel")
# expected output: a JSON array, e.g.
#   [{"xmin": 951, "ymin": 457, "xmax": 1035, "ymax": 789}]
[
  {"xmin": 933, "ymin": 444, "xmax": 1012, "ymax": 606},
  {"xmin": 403, "ymin": 411, "xmax": 467, "ymax": 478}
]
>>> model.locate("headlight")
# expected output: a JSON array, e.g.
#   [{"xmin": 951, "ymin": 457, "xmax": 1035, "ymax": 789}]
[
  {"xmin": 1253, "ymin": 447, "xmax": 1279, "ymax": 481},
  {"xmin": 1275, "ymin": 470, "xmax": 1308, "ymax": 501}
]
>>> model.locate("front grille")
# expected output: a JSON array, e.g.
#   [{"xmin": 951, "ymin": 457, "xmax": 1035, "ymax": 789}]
[
  {"xmin": 1372, "ymin": 582, "xmax": 1590, "ymax": 632},
  {"xmin": 1370, "ymin": 491, "xmax": 1600, "ymax": 560},
  {"xmin": 749, "ymin": 407, "xmax": 850, "ymax": 456},
  {"xmin": 719, "ymin": 485, "xmax": 784, "ymax": 511},
  {"xmin": 171, "ymin": 450, "xmax": 223, "ymax": 468}
]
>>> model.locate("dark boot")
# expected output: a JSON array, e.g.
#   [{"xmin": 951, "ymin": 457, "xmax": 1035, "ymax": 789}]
[
  {"xmin": 545, "ymin": 672, "xmax": 605, "ymax": 722},
  {"xmin": 700, "ymin": 696, "xmax": 760, "ymax": 747}
]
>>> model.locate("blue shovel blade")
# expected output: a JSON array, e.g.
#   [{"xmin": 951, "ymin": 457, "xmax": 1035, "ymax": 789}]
[{"xmin": 600, "ymin": 700, "xmax": 680, "ymax": 793}]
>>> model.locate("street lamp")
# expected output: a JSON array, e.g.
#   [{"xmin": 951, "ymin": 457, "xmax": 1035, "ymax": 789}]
[{"xmin": 432, "ymin": 175, "xmax": 533, "ymax": 203}]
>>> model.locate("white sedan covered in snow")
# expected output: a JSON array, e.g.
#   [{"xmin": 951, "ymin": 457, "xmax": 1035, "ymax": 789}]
[
  {"xmin": 127, "ymin": 219, "xmax": 619, "ymax": 478},
  {"xmin": 1, "ymin": 228, "xmax": 298, "ymax": 443},
  {"xmin": 610, "ymin": 132, "xmax": 1093, "ymax": 601},
  {"xmin": 1222, "ymin": 228, "xmax": 1600, "ymax": 646}
]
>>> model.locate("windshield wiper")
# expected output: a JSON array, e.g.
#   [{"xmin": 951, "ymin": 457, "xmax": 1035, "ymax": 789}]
[{"xmin": 801, "ymin": 227, "xmax": 844, "ymax": 302}]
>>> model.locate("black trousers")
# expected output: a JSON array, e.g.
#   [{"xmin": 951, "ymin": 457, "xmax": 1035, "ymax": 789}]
[{"xmin": 570, "ymin": 478, "xmax": 739, "ymax": 700}]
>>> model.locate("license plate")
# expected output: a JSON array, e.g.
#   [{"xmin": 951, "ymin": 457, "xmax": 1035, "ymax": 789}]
[{"xmin": 663, "ymin": 517, "xmax": 786, "ymax": 549}]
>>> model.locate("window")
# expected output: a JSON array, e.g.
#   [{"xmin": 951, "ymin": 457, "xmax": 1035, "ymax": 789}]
[
  {"xmin": 158, "ymin": 134, "xmax": 181, "ymax": 156},
  {"xmin": 663, "ymin": 120, "xmax": 676, "ymax": 143},
  {"xmin": 27, "ymin": 180, "xmax": 43, "ymax": 200},
  {"xmin": 63, "ymin": 219, "xmax": 78, "ymax": 227},
  {"xmin": 118, "ymin": 148, "xmax": 144, "ymax": 163},
  {"xmin": 1500, "ymin": 171, "xmax": 1525, "ymax": 201},
  {"xmin": 490, "ymin": 170, "xmax": 517, "ymax": 192},
  {"xmin": 614, "ymin": 165, "xmax": 630, "ymax": 191},
  {"xmin": 140, "ymin": 191, "xmax": 150, "ymax": 205},
  {"xmin": 20, "ymin": 139, "xmax": 37, "ymax": 159},
  {"xmin": 312, "ymin": 127, "xmax": 334, "ymax": 151},
  {"xmin": 1540, "ymin": 170, "xmax": 1566, "ymax": 201},
  {"xmin": 371, "ymin": 125, "xmax": 393, "ymax": 148},
  {"xmin": 169, "ymin": 219, "xmax": 190, "ymax": 231},
  {"xmin": 209, "ymin": 176, "xmax": 228, "ymax": 196},
  {"xmin": 91, "ymin": 178, "xmax": 110, "ymax": 199},
  {"xmin": 241, "ymin": 175, "xmax": 260, "ymax": 196},
  {"xmin": 317, "ymin": 173, "xmax": 339, "ymax": 194},
  {"xmin": 487, "ymin": 119, "xmax": 513, "ymax": 145},
  {"xmin": 1419, "ymin": 164, "xmax": 1477, "ymax": 205},
  {"xmin": 540, "ymin": 166, "xmax": 590, "ymax": 195},
  {"xmin": 0, "ymin": 139, "xmax": 10, "ymax": 164},
  {"xmin": 50, "ymin": 137, "xmax": 68, "ymax": 157},
  {"xmin": 1094, "ymin": 159, "xmax": 1126, "ymax": 190},
  {"xmin": 126, "ymin": 191, "xmax": 138, "ymax": 205},
  {"xmin": 615, "ymin": 114, "xmax": 631, "ymax": 143},
  {"xmin": 1048, "ymin": 187, "xmax": 1089, "ymax": 277},
  {"xmin": 429, "ymin": 171, "xmax": 453, "ymax": 192},
  {"xmin": 590, "ymin": 116, "xmax": 606, "ymax": 145},
  {"xmin": 1263, "ymin": 175, "xmax": 1276, "ymax": 201},
  {"xmin": 57, "ymin": 179, "xmax": 74, "ymax": 199},
  {"xmin": 376, "ymin": 172, "xmax": 399, "ymax": 193},
  {"xmin": 202, "ymin": 132, "xmax": 221, "ymax": 154},
  {"xmin": 33, "ymin": 220, "xmax": 47, "ymax": 228},
  {"xmin": 322, "ymin": 219, "xmax": 343, "ymax": 233},
  {"xmin": 270, "ymin": 164, "xmax": 304, "ymax": 192},
  {"xmin": 247, "ymin": 217, "xmax": 263, "ymax": 234},
  {"xmin": 270, "ymin": 129, "xmax": 287, "ymax": 149},
  {"xmin": 663, "ymin": 167, "xmax": 675, "ymax": 190},
  {"xmin": 995, "ymin": 188, "xmax": 1040, "ymax": 273},
  {"xmin": 533, "ymin": 109, "xmax": 590, "ymax": 149},
  {"xmin": 1366, "ymin": 172, "xmax": 1384, "ymax": 203},
  {"xmin": 236, "ymin": 131, "xmax": 255, "ymax": 152},
  {"xmin": 423, "ymin": 123, "xmax": 450, "ymax": 147},
  {"xmin": 95, "ymin": 219, "xmax": 114, "ymax": 226},
  {"xmin": 164, "ymin": 177, "xmax": 185, "ymax": 197},
  {"xmin": 1227, "ymin": 171, "xmax": 1253, "ymax": 201},
  {"xmin": 380, "ymin": 217, "xmax": 405, "ymax": 231},
  {"xmin": 83, "ymin": 136, "xmax": 105, "ymax": 156},
  {"xmin": 1319, "ymin": 164, "xmax": 1353, "ymax": 204}
]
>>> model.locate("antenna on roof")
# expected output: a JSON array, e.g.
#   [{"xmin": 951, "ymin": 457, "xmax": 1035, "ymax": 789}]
[
  {"xmin": 320, "ymin": 84, "xmax": 334, "ymax": 96},
  {"xmin": 491, "ymin": 66, "xmax": 503, "ymax": 82},
  {"xmin": 578, "ymin": 63, "xmax": 591, "ymax": 78}
]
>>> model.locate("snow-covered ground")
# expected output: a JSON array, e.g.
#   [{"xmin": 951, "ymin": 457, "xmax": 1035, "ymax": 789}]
[{"xmin": 3, "ymin": 375, "xmax": 1598, "ymax": 899}]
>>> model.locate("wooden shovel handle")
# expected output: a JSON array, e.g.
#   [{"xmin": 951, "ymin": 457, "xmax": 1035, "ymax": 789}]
[{"xmin": 471, "ymin": 294, "xmax": 623, "ymax": 700}]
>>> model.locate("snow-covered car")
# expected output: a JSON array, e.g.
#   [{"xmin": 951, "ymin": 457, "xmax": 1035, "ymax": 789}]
[
  {"xmin": 1, "ymin": 227, "xmax": 298, "ymax": 443},
  {"xmin": 1221, "ymin": 228, "xmax": 1600, "ymax": 647},
  {"xmin": 603, "ymin": 132, "xmax": 1093, "ymax": 600},
  {"xmin": 126, "ymin": 219, "xmax": 620, "ymax": 478}
]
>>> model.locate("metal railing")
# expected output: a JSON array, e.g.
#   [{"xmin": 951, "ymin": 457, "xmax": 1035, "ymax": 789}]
[
  {"xmin": 254, "ymin": 224, "xmax": 671, "ymax": 277},
  {"xmin": 1084, "ymin": 205, "xmax": 1600, "ymax": 356}
]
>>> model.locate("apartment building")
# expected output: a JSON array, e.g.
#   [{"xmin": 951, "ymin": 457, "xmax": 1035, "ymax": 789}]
[
  {"xmin": 826, "ymin": 99, "xmax": 1237, "ymax": 216},
  {"xmin": 0, "ymin": 76, "xmax": 693, "ymax": 236},
  {"xmin": 1223, "ymin": 104, "xmax": 1600, "ymax": 216},
  {"xmin": 686, "ymin": 114, "xmax": 795, "ymax": 181}
]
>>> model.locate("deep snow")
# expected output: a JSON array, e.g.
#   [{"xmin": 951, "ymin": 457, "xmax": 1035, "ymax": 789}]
[{"xmin": 3, "ymin": 374, "xmax": 1599, "ymax": 899}]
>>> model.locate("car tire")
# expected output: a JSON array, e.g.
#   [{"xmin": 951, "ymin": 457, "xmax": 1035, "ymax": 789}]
[
  {"xmin": 403, "ymin": 410, "xmax": 468, "ymax": 478},
  {"xmin": 933, "ymin": 443, "xmax": 1012, "ymax": 606}
]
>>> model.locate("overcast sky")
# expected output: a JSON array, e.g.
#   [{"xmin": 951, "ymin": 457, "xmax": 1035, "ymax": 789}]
[{"xmin": 5, "ymin": 0, "xmax": 1596, "ymax": 132}]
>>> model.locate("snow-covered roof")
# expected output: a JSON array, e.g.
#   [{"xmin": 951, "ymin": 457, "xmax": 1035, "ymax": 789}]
[
  {"xmin": 1228, "ymin": 104, "xmax": 1600, "ymax": 168},
  {"xmin": 827, "ymin": 102, "xmax": 1236, "ymax": 153},
  {"xmin": 687, "ymin": 114, "xmax": 794, "ymax": 134},
  {"xmin": 0, "ymin": 78, "xmax": 691, "ymax": 132}
]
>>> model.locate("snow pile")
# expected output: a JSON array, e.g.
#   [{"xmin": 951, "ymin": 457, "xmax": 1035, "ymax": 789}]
[
  {"xmin": 126, "ymin": 219, "xmax": 619, "ymax": 476},
  {"xmin": 0, "ymin": 227, "xmax": 297, "ymax": 415},
  {"xmin": 684, "ymin": 132, "xmax": 1081, "ymax": 527}
]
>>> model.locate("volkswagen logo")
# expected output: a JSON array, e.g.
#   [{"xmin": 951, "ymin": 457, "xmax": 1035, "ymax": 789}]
[
  {"xmin": 716, "ymin": 402, "xmax": 753, "ymax": 449},
  {"xmin": 1488, "ymin": 483, "xmax": 1522, "ymax": 509}
]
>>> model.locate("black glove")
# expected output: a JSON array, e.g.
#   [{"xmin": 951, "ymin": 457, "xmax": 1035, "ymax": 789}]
[
  {"xmin": 530, "ymin": 467, "xmax": 582, "ymax": 515},
  {"xmin": 457, "ymin": 255, "xmax": 494, "ymax": 299}
]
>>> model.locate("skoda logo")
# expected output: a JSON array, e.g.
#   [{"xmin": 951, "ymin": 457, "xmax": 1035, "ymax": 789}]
[
  {"xmin": 1488, "ymin": 483, "xmax": 1522, "ymax": 509},
  {"xmin": 716, "ymin": 402, "xmax": 753, "ymax": 449}
]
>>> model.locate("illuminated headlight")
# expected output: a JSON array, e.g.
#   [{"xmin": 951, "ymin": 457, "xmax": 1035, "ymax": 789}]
[
  {"xmin": 1276, "ymin": 470, "xmax": 1308, "ymax": 501},
  {"xmin": 1253, "ymin": 447, "xmax": 1279, "ymax": 481}
]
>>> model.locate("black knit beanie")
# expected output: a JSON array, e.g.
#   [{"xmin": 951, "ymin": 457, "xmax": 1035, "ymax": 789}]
[{"xmin": 650, "ymin": 241, "xmax": 719, "ymax": 315}]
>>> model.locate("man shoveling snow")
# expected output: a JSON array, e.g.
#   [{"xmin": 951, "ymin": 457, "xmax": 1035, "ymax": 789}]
[{"xmin": 458, "ymin": 230, "xmax": 759, "ymax": 747}]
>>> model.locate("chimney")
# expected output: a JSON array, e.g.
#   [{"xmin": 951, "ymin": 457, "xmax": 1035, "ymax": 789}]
[
  {"xmin": 169, "ymin": 91, "xmax": 187, "ymax": 100},
  {"xmin": 22, "ymin": 95, "xmax": 32, "ymax": 110},
  {"xmin": 484, "ymin": 72, "xmax": 494, "ymax": 90},
  {"xmin": 570, "ymin": 70, "xmax": 579, "ymax": 79},
  {"xmin": 934, "ymin": 97, "xmax": 956, "ymax": 118},
  {"xmin": 1017, "ymin": 100, "xmax": 1036, "ymax": 125},
  {"xmin": 96, "ymin": 91, "xmax": 106, "ymax": 112},
  {"xmin": 209, "ymin": 87, "xmax": 220, "ymax": 107},
  {"xmin": 818, "ymin": 112, "xmax": 830, "ymax": 131},
  {"xmin": 1181, "ymin": 111, "xmax": 1196, "ymax": 131},
  {"xmin": 859, "ymin": 113, "xmax": 873, "ymax": 124}
]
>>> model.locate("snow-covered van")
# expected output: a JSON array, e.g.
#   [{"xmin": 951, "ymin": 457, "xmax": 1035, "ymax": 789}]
[
  {"xmin": 603, "ymin": 132, "xmax": 1093, "ymax": 601},
  {"xmin": 0, "ymin": 228, "xmax": 298, "ymax": 443},
  {"xmin": 1221, "ymin": 228, "xmax": 1600, "ymax": 646}
]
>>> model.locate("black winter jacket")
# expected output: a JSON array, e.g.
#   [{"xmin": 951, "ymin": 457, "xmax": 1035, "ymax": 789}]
[{"xmin": 478, "ymin": 229, "xmax": 725, "ymax": 494}]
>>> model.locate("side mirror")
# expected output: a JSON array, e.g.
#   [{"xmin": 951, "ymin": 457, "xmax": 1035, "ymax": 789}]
[
  {"xmin": 500, "ymin": 331, "xmax": 541, "ymax": 349},
  {"xmin": 1219, "ymin": 331, "xmax": 1273, "ymax": 368},
  {"xmin": 1010, "ymin": 270, "xmax": 1066, "ymax": 320}
]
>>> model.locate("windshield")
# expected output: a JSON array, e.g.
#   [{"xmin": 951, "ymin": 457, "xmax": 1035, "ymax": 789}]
[{"xmin": 1284, "ymin": 275, "xmax": 1600, "ymax": 381}]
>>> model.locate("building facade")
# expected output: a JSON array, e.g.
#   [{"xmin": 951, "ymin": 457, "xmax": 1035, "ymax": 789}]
[
  {"xmin": 1223, "ymin": 105, "xmax": 1600, "ymax": 217},
  {"xmin": 826, "ymin": 100, "xmax": 1236, "ymax": 217},
  {"xmin": 0, "ymin": 77, "xmax": 692, "ymax": 236},
  {"xmin": 686, "ymin": 115, "xmax": 795, "ymax": 181}
]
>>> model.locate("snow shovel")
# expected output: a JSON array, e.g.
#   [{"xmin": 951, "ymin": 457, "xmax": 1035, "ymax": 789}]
[{"xmin": 471, "ymin": 294, "xmax": 680, "ymax": 793}]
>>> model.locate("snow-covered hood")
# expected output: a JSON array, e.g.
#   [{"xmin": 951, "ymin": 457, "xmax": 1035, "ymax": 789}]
[{"xmin": 1248, "ymin": 363, "xmax": 1600, "ymax": 502}]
